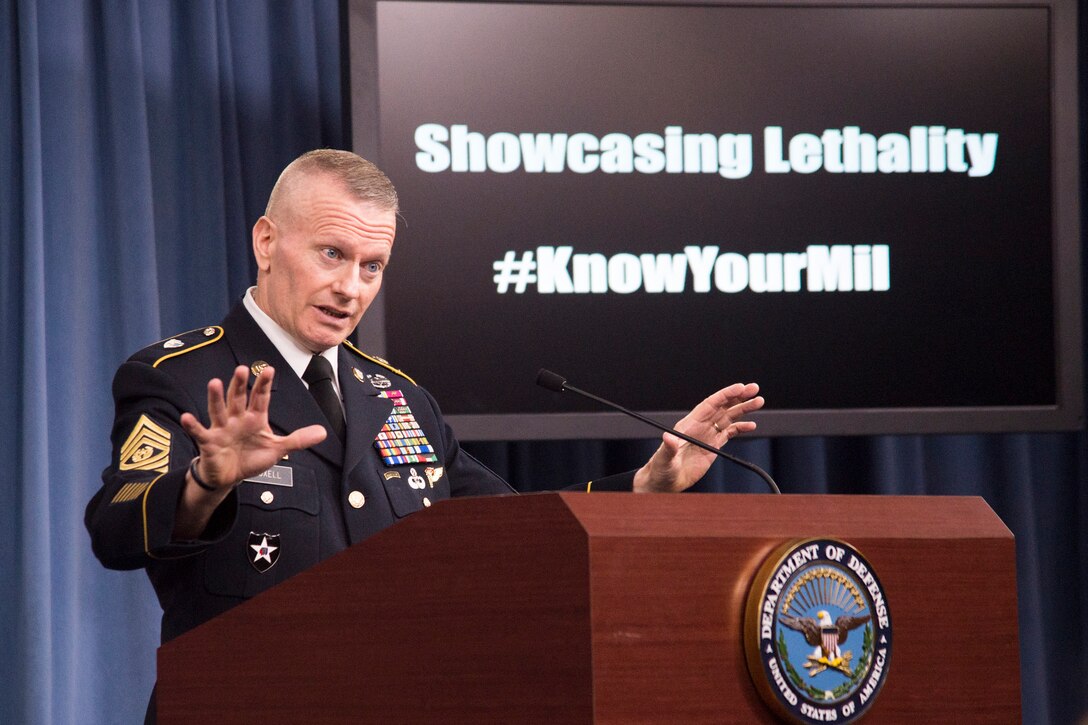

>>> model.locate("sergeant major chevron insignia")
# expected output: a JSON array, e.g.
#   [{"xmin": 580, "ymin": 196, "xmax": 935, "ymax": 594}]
[{"xmin": 118, "ymin": 414, "xmax": 171, "ymax": 473}]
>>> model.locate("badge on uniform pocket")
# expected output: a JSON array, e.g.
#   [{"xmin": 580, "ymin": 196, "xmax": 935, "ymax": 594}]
[
  {"xmin": 248, "ymin": 532, "xmax": 281, "ymax": 573},
  {"xmin": 244, "ymin": 464, "xmax": 294, "ymax": 487}
]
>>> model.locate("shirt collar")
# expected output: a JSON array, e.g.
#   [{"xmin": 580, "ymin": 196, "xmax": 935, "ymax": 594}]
[{"xmin": 243, "ymin": 287, "xmax": 340, "ymax": 395}]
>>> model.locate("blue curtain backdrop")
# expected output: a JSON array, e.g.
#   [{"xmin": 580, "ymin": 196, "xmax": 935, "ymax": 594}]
[{"xmin": 0, "ymin": 1, "xmax": 1083, "ymax": 723}]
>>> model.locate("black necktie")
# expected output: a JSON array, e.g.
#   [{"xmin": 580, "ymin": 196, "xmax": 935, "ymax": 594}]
[{"xmin": 302, "ymin": 355, "xmax": 345, "ymax": 442}]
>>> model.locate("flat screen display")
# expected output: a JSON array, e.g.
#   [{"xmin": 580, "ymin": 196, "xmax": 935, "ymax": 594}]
[{"xmin": 347, "ymin": 0, "xmax": 1082, "ymax": 437}]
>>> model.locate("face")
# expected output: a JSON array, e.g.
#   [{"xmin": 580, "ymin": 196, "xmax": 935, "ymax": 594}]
[{"xmin": 252, "ymin": 175, "xmax": 396, "ymax": 353}]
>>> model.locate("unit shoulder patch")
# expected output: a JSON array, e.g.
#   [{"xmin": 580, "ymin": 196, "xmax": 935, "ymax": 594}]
[
  {"xmin": 342, "ymin": 341, "xmax": 417, "ymax": 385},
  {"xmin": 119, "ymin": 414, "xmax": 171, "ymax": 473}
]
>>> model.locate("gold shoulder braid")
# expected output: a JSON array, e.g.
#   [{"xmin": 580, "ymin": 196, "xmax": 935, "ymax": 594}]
[
  {"xmin": 342, "ymin": 340, "xmax": 417, "ymax": 384},
  {"xmin": 152, "ymin": 326, "xmax": 224, "ymax": 367}
]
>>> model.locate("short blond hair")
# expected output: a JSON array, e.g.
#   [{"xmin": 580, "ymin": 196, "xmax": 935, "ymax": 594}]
[{"xmin": 266, "ymin": 149, "xmax": 399, "ymax": 216}]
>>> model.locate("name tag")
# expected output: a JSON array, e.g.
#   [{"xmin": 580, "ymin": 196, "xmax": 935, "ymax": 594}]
[{"xmin": 244, "ymin": 465, "xmax": 294, "ymax": 487}]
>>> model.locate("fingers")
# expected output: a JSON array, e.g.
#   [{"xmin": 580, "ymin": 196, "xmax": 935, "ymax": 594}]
[
  {"xmin": 694, "ymin": 383, "xmax": 758, "ymax": 418},
  {"xmin": 661, "ymin": 429, "xmax": 681, "ymax": 450},
  {"xmin": 180, "ymin": 411, "xmax": 208, "ymax": 441},
  {"xmin": 248, "ymin": 366, "xmax": 275, "ymax": 415},
  {"xmin": 724, "ymin": 419, "xmax": 758, "ymax": 439},
  {"xmin": 225, "ymin": 365, "xmax": 249, "ymax": 417},
  {"xmin": 669, "ymin": 383, "xmax": 764, "ymax": 446},
  {"xmin": 715, "ymin": 382, "xmax": 760, "ymax": 407},
  {"xmin": 713, "ymin": 395, "xmax": 762, "ymax": 439},
  {"xmin": 206, "ymin": 377, "xmax": 226, "ymax": 427},
  {"xmin": 690, "ymin": 383, "xmax": 761, "ymax": 423},
  {"xmin": 278, "ymin": 424, "xmax": 327, "ymax": 452},
  {"xmin": 206, "ymin": 365, "xmax": 276, "ymax": 421},
  {"xmin": 725, "ymin": 394, "xmax": 765, "ymax": 420}
]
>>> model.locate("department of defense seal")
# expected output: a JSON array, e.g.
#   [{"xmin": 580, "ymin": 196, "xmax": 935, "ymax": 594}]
[{"xmin": 744, "ymin": 539, "xmax": 892, "ymax": 723}]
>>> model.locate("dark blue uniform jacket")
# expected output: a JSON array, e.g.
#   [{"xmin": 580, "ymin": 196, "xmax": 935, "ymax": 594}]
[{"xmin": 85, "ymin": 302, "xmax": 633, "ymax": 643}]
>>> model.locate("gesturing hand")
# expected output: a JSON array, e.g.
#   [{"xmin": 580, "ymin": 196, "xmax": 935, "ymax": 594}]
[
  {"xmin": 180, "ymin": 365, "xmax": 327, "ymax": 491},
  {"xmin": 633, "ymin": 382, "xmax": 764, "ymax": 493}
]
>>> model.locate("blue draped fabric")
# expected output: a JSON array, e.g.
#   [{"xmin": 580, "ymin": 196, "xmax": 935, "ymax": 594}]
[
  {"xmin": 0, "ymin": 1, "xmax": 1083, "ymax": 722},
  {"xmin": 1, "ymin": 2, "xmax": 343, "ymax": 722}
]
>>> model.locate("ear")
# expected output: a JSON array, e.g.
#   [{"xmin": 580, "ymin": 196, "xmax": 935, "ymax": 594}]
[{"xmin": 252, "ymin": 216, "xmax": 275, "ymax": 272}]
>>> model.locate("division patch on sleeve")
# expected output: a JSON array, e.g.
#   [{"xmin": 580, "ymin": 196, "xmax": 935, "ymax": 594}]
[{"xmin": 118, "ymin": 414, "xmax": 171, "ymax": 473}]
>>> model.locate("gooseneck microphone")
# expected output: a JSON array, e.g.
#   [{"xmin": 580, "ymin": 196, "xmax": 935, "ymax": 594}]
[{"xmin": 536, "ymin": 369, "xmax": 781, "ymax": 494}]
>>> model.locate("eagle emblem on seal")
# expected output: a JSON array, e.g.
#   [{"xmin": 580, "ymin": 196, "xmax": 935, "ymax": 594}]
[{"xmin": 780, "ymin": 610, "xmax": 871, "ymax": 676}]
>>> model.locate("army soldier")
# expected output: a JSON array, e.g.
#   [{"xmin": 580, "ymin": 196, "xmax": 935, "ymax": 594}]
[{"xmin": 85, "ymin": 149, "xmax": 763, "ymax": 719}]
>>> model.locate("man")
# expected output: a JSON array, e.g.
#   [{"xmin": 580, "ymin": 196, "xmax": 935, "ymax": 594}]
[{"xmin": 85, "ymin": 148, "xmax": 763, "ymax": 665}]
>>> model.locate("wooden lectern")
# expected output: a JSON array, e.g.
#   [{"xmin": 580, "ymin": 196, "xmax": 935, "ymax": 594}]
[{"xmin": 157, "ymin": 493, "xmax": 1020, "ymax": 723}]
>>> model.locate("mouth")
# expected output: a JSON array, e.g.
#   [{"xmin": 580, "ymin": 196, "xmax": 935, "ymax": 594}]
[{"xmin": 316, "ymin": 305, "xmax": 351, "ymax": 321}]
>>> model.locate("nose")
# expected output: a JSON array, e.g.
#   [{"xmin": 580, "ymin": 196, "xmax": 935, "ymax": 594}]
[{"xmin": 331, "ymin": 262, "xmax": 363, "ymax": 299}]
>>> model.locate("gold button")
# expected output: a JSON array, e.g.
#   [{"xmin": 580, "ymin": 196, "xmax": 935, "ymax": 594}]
[
  {"xmin": 423, "ymin": 497, "xmax": 431, "ymax": 507},
  {"xmin": 260, "ymin": 491, "xmax": 274, "ymax": 505},
  {"xmin": 348, "ymin": 491, "xmax": 365, "ymax": 509}
]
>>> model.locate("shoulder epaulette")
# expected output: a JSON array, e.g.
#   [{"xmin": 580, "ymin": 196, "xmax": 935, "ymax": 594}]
[
  {"xmin": 130, "ymin": 326, "xmax": 224, "ymax": 368},
  {"xmin": 342, "ymin": 340, "xmax": 417, "ymax": 385}
]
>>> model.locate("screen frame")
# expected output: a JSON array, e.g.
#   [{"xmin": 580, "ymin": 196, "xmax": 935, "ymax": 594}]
[{"xmin": 345, "ymin": 0, "xmax": 1083, "ymax": 439}]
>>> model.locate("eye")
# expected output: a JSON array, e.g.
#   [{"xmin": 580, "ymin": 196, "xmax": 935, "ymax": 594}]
[
  {"xmin": 364, "ymin": 261, "xmax": 383, "ymax": 274},
  {"xmin": 321, "ymin": 247, "xmax": 341, "ymax": 260}
]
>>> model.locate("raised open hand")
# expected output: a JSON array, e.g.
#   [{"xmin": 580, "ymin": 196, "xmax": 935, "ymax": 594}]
[
  {"xmin": 633, "ymin": 382, "xmax": 763, "ymax": 493},
  {"xmin": 180, "ymin": 365, "xmax": 327, "ymax": 490}
]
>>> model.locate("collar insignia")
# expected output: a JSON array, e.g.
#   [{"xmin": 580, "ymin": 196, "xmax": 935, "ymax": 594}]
[{"xmin": 367, "ymin": 373, "xmax": 392, "ymax": 390}]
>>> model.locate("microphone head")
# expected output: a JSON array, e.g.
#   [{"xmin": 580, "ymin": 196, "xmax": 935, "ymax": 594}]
[{"xmin": 536, "ymin": 368, "xmax": 567, "ymax": 392}]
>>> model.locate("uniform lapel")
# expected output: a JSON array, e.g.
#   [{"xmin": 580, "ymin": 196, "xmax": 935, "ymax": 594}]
[
  {"xmin": 339, "ymin": 351, "xmax": 395, "ymax": 477},
  {"xmin": 220, "ymin": 303, "xmax": 344, "ymax": 466}
]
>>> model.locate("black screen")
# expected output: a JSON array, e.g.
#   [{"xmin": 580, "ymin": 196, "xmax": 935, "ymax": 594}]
[{"xmin": 350, "ymin": 0, "xmax": 1082, "ymax": 437}]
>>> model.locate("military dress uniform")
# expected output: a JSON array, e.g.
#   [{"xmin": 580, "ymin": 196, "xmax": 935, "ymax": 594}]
[{"xmin": 85, "ymin": 301, "xmax": 633, "ymax": 645}]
